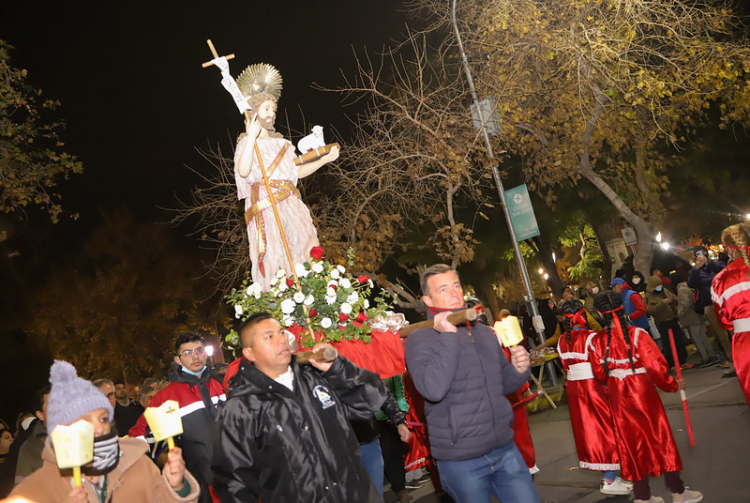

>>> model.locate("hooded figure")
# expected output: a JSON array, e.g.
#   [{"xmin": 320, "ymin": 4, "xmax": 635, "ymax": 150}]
[
  {"xmin": 645, "ymin": 277, "xmax": 689, "ymax": 368},
  {"xmin": 630, "ymin": 271, "xmax": 647, "ymax": 293}
]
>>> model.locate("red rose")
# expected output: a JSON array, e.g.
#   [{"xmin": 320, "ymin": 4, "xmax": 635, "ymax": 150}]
[
  {"xmin": 309, "ymin": 308, "xmax": 318, "ymax": 318},
  {"xmin": 329, "ymin": 284, "xmax": 337, "ymax": 291},
  {"xmin": 286, "ymin": 278, "xmax": 294, "ymax": 287},
  {"xmin": 357, "ymin": 275, "xmax": 370, "ymax": 284},
  {"xmin": 310, "ymin": 246, "xmax": 325, "ymax": 260},
  {"xmin": 355, "ymin": 312, "xmax": 369, "ymax": 323},
  {"xmin": 339, "ymin": 312, "xmax": 349, "ymax": 322}
]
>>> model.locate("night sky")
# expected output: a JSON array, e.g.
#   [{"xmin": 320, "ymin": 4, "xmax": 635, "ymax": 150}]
[
  {"xmin": 1, "ymin": 1, "xmax": 409, "ymax": 225},
  {"xmin": 1, "ymin": 2, "xmax": 413, "ymax": 420}
]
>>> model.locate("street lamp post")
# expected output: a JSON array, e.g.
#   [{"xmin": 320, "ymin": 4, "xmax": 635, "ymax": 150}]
[{"xmin": 451, "ymin": 0, "xmax": 555, "ymax": 385}]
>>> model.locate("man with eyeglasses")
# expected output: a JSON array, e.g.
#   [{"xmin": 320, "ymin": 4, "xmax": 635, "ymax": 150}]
[
  {"xmin": 93, "ymin": 378, "xmax": 118, "ymax": 409},
  {"xmin": 94, "ymin": 378, "xmax": 140, "ymax": 437},
  {"xmin": 130, "ymin": 332, "xmax": 226, "ymax": 503}
]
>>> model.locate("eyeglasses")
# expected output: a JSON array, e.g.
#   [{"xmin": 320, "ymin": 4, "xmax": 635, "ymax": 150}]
[{"xmin": 179, "ymin": 346, "xmax": 206, "ymax": 358}]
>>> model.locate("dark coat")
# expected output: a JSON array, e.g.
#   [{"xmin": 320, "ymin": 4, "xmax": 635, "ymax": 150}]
[
  {"xmin": 404, "ymin": 309, "xmax": 530, "ymax": 461},
  {"xmin": 212, "ymin": 355, "xmax": 386, "ymax": 503},
  {"xmin": 688, "ymin": 260, "xmax": 726, "ymax": 309},
  {"xmin": 351, "ymin": 388, "xmax": 406, "ymax": 444}
]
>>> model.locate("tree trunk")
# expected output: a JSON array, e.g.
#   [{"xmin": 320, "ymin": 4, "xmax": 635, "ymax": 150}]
[
  {"xmin": 592, "ymin": 223, "xmax": 613, "ymax": 287},
  {"xmin": 578, "ymin": 84, "xmax": 655, "ymax": 279},
  {"xmin": 475, "ymin": 281, "xmax": 501, "ymax": 323},
  {"xmin": 580, "ymin": 168, "xmax": 655, "ymax": 275},
  {"xmin": 530, "ymin": 237, "xmax": 565, "ymax": 296},
  {"xmin": 632, "ymin": 237, "xmax": 655, "ymax": 277}
]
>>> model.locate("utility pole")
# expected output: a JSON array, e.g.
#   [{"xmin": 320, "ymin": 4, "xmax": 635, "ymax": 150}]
[{"xmin": 451, "ymin": 0, "xmax": 556, "ymax": 386}]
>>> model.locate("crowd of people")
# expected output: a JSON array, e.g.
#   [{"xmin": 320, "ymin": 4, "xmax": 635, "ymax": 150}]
[
  {"xmin": 534, "ymin": 243, "xmax": 739, "ymax": 381},
  {"xmin": 2, "ymin": 223, "xmax": 749, "ymax": 502}
]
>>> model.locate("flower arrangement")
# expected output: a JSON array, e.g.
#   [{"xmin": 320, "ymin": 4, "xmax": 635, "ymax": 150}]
[{"xmin": 225, "ymin": 247, "xmax": 397, "ymax": 349}]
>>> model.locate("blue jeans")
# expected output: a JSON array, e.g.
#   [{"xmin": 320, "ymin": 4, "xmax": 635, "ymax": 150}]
[
  {"xmin": 437, "ymin": 443, "xmax": 541, "ymax": 503},
  {"xmin": 359, "ymin": 439, "xmax": 384, "ymax": 499}
]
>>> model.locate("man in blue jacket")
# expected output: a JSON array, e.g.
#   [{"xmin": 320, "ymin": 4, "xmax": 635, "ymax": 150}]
[{"xmin": 404, "ymin": 264, "xmax": 540, "ymax": 503}]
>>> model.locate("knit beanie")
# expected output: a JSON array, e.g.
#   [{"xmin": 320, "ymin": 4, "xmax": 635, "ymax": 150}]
[{"xmin": 46, "ymin": 360, "xmax": 114, "ymax": 436}]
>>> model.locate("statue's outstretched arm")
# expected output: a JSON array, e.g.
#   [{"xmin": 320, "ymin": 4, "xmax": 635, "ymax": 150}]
[{"xmin": 297, "ymin": 145, "xmax": 340, "ymax": 179}]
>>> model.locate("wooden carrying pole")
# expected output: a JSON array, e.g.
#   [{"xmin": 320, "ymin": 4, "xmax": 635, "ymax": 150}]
[
  {"xmin": 398, "ymin": 308, "xmax": 478, "ymax": 338},
  {"xmin": 296, "ymin": 346, "xmax": 338, "ymax": 365}
]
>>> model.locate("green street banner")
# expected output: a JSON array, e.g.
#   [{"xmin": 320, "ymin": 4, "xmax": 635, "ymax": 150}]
[{"xmin": 505, "ymin": 184, "xmax": 540, "ymax": 242}]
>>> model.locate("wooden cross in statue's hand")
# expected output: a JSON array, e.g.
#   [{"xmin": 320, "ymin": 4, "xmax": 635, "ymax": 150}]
[
  {"xmin": 201, "ymin": 39, "xmax": 234, "ymax": 68},
  {"xmin": 201, "ymin": 39, "xmax": 250, "ymax": 115}
]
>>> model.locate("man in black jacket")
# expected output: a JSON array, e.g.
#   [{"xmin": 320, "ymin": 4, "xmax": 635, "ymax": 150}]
[{"xmin": 212, "ymin": 312, "xmax": 387, "ymax": 502}]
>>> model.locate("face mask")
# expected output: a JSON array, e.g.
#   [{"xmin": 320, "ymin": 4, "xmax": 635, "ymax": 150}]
[
  {"xmin": 655, "ymin": 286, "xmax": 663, "ymax": 292},
  {"xmin": 83, "ymin": 430, "xmax": 120, "ymax": 475},
  {"xmin": 591, "ymin": 287, "xmax": 600, "ymax": 295},
  {"xmin": 181, "ymin": 365, "xmax": 206, "ymax": 377},
  {"xmin": 632, "ymin": 277, "xmax": 641, "ymax": 285}
]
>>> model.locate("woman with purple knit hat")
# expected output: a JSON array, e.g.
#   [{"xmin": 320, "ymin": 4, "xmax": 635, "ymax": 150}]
[{"xmin": 10, "ymin": 360, "xmax": 200, "ymax": 503}]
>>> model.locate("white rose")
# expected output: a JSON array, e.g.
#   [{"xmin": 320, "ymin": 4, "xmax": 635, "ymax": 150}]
[
  {"xmin": 368, "ymin": 279, "xmax": 374, "ymax": 288},
  {"xmin": 330, "ymin": 269, "xmax": 340, "ymax": 279},
  {"xmin": 293, "ymin": 292, "xmax": 305, "ymax": 303},
  {"xmin": 341, "ymin": 303, "xmax": 353, "ymax": 314},
  {"xmin": 340, "ymin": 278, "xmax": 352, "ymax": 289},
  {"xmin": 234, "ymin": 304, "xmax": 243, "ymax": 318},
  {"xmin": 326, "ymin": 295, "xmax": 337, "ymax": 305},
  {"xmin": 321, "ymin": 317, "xmax": 333, "ymax": 329},
  {"xmin": 279, "ymin": 282, "xmax": 288, "ymax": 292},
  {"xmin": 326, "ymin": 287, "xmax": 337, "ymax": 297},
  {"xmin": 304, "ymin": 295, "xmax": 315, "ymax": 306},
  {"xmin": 312, "ymin": 263, "xmax": 324, "ymax": 273},
  {"xmin": 281, "ymin": 298, "xmax": 296, "ymax": 314},
  {"xmin": 364, "ymin": 299, "xmax": 370, "ymax": 309},
  {"xmin": 337, "ymin": 265, "xmax": 346, "ymax": 274},
  {"xmin": 295, "ymin": 263, "xmax": 310, "ymax": 278},
  {"xmin": 246, "ymin": 283, "xmax": 263, "ymax": 299},
  {"xmin": 346, "ymin": 291, "xmax": 359, "ymax": 304},
  {"xmin": 283, "ymin": 316, "xmax": 294, "ymax": 327},
  {"xmin": 276, "ymin": 269, "xmax": 286, "ymax": 279}
]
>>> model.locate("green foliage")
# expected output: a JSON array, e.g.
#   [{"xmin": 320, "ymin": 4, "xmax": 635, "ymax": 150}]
[
  {"xmin": 566, "ymin": 225, "xmax": 603, "ymax": 282},
  {"xmin": 225, "ymin": 247, "xmax": 397, "ymax": 349},
  {"xmin": 0, "ymin": 40, "xmax": 82, "ymax": 224}
]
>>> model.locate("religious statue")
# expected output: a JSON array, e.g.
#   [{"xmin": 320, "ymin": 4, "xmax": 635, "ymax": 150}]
[{"xmin": 232, "ymin": 64, "xmax": 339, "ymax": 291}]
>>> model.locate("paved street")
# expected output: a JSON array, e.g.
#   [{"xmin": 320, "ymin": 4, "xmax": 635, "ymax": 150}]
[{"xmin": 389, "ymin": 363, "xmax": 749, "ymax": 503}]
